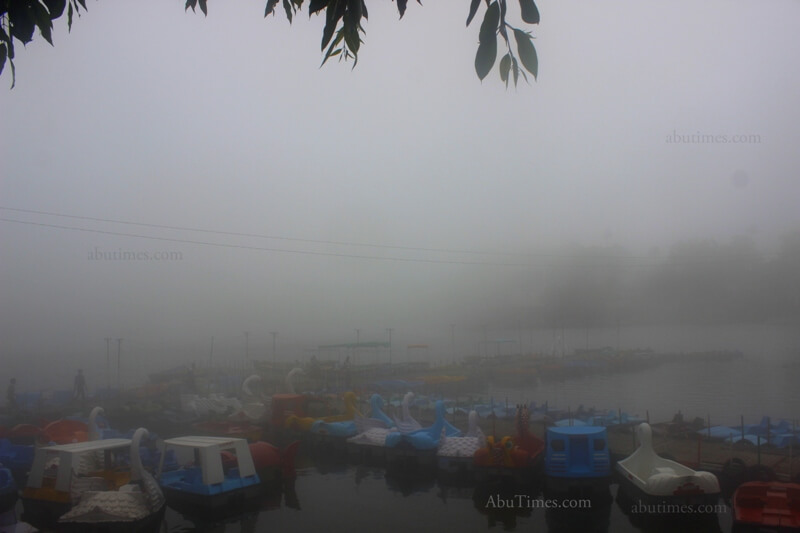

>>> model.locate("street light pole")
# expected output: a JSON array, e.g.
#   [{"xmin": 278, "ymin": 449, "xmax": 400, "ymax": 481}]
[
  {"xmin": 386, "ymin": 328, "xmax": 393, "ymax": 366},
  {"xmin": 451, "ymin": 324, "xmax": 455, "ymax": 365},
  {"xmin": 243, "ymin": 331, "xmax": 250, "ymax": 368},
  {"xmin": 271, "ymin": 332, "xmax": 277, "ymax": 368},
  {"xmin": 116, "ymin": 338, "xmax": 122, "ymax": 392}
]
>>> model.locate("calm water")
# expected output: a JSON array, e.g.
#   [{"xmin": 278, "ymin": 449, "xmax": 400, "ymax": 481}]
[{"xmin": 161, "ymin": 455, "xmax": 735, "ymax": 533}]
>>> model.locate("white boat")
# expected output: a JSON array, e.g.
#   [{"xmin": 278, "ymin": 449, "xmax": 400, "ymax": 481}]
[
  {"xmin": 615, "ymin": 423, "xmax": 720, "ymax": 510},
  {"xmin": 22, "ymin": 428, "xmax": 165, "ymax": 532},
  {"xmin": 436, "ymin": 410, "xmax": 485, "ymax": 475}
]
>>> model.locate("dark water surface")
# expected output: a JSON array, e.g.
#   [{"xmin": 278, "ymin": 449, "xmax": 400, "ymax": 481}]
[{"xmin": 162, "ymin": 451, "xmax": 735, "ymax": 533}]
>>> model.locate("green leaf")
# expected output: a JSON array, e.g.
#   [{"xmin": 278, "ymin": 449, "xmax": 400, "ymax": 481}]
[
  {"xmin": 518, "ymin": 0, "xmax": 539, "ymax": 24},
  {"xmin": 511, "ymin": 55, "xmax": 520, "ymax": 86},
  {"xmin": 9, "ymin": 3, "xmax": 36, "ymax": 44},
  {"xmin": 321, "ymin": 0, "xmax": 345, "ymax": 50},
  {"xmin": 265, "ymin": 0, "xmax": 279, "ymax": 17},
  {"xmin": 67, "ymin": 1, "xmax": 73, "ymax": 31},
  {"xmin": 513, "ymin": 28, "xmax": 537, "ymax": 79},
  {"xmin": 361, "ymin": 0, "xmax": 368, "ymax": 20},
  {"xmin": 396, "ymin": 0, "xmax": 408, "ymax": 19},
  {"xmin": 76, "ymin": 0, "xmax": 87, "ymax": 10},
  {"xmin": 185, "ymin": 0, "xmax": 198, "ymax": 12},
  {"xmin": 0, "ymin": 43, "xmax": 6, "ymax": 78},
  {"xmin": 283, "ymin": 0, "xmax": 293, "ymax": 22},
  {"xmin": 479, "ymin": 2, "xmax": 499, "ymax": 43},
  {"xmin": 309, "ymin": 0, "xmax": 329, "ymax": 15},
  {"xmin": 466, "ymin": 0, "xmax": 480, "ymax": 26},
  {"xmin": 198, "ymin": 0, "xmax": 208, "ymax": 16},
  {"xmin": 44, "ymin": 0, "xmax": 67, "ymax": 20},
  {"xmin": 321, "ymin": 29, "xmax": 344, "ymax": 66},
  {"xmin": 474, "ymin": 35, "xmax": 497, "ymax": 81},
  {"xmin": 32, "ymin": 1, "xmax": 55, "ymax": 45},
  {"xmin": 499, "ymin": 53, "xmax": 511, "ymax": 85}
]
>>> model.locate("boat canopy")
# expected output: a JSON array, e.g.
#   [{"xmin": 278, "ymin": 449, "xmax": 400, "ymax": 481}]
[
  {"xmin": 157, "ymin": 436, "xmax": 256, "ymax": 485},
  {"xmin": 27, "ymin": 438, "xmax": 133, "ymax": 492}
]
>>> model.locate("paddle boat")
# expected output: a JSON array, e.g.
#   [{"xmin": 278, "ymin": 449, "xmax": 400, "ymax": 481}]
[
  {"xmin": 354, "ymin": 394, "xmax": 395, "ymax": 433},
  {"xmin": 0, "ymin": 463, "xmax": 17, "ymax": 514},
  {"xmin": 732, "ymin": 481, "xmax": 800, "ymax": 532},
  {"xmin": 56, "ymin": 428, "xmax": 166, "ymax": 532},
  {"xmin": 0, "ymin": 438, "xmax": 35, "ymax": 485},
  {"xmin": 21, "ymin": 430, "xmax": 161, "ymax": 531},
  {"xmin": 235, "ymin": 374, "xmax": 270, "ymax": 422},
  {"xmin": 544, "ymin": 425, "xmax": 611, "ymax": 495},
  {"xmin": 384, "ymin": 400, "xmax": 460, "ymax": 470},
  {"xmin": 392, "ymin": 392, "xmax": 422, "ymax": 433},
  {"xmin": 156, "ymin": 435, "xmax": 262, "ymax": 520},
  {"xmin": 473, "ymin": 404, "xmax": 545, "ymax": 483},
  {"xmin": 346, "ymin": 394, "xmax": 397, "ymax": 464},
  {"xmin": 285, "ymin": 391, "xmax": 360, "ymax": 432},
  {"xmin": 437, "ymin": 410, "xmax": 485, "ymax": 476},
  {"xmin": 615, "ymin": 423, "xmax": 720, "ymax": 511},
  {"xmin": 21, "ymin": 436, "xmax": 134, "ymax": 529}
]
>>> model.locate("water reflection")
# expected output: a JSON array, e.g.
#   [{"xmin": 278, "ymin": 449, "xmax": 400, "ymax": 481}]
[{"xmin": 614, "ymin": 484, "xmax": 724, "ymax": 533}]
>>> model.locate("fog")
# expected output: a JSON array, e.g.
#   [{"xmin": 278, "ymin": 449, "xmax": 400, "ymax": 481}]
[{"xmin": 2, "ymin": 0, "xmax": 800, "ymax": 391}]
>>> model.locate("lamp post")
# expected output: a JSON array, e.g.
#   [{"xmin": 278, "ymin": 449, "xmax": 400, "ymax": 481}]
[
  {"xmin": 387, "ymin": 328, "xmax": 393, "ymax": 366},
  {"xmin": 243, "ymin": 331, "xmax": 250, "ymax": 365},
  {"xmin": 450, "ymin": 324, "xmax": 455, "ymax": 365}
]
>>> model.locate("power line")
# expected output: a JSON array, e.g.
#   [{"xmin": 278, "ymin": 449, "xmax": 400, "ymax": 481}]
[
  {"xmin": 0, "ymin": 206, "xmax": 777, "ymax": 267},
  {"xmin": 0, "ymin": 216, "xmax": 537, "ymax": 267},
  {"xmin": 0, "ymin": 205, "xmax": 535, "ymax": 259}
]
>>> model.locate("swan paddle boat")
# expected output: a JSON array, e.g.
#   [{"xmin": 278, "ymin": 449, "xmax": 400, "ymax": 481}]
[
  {"xmin": 437, "ymin": 410, "xmax": 485, "ymax": 476},
  {"xmin": 615, "ymin": 423, "xmax": 720, "ymax": 510},
  {"xmin": 346, "ymin": 394, "xmax": 396, "ymax": 463},
  {"xmin": 56, "ymin": 428, "xmax": 166, "ymax": 532},
  {"xmin": 545, "ymin": 425, "xmax": 611, "ymax": 495},
  {"xmin": 156, "ymin": 436, "xmax": 262, "ymax": 519},
  {"xmin": 392, "ymin": 392, "xmax": 422, "ymax": 433},
  {"xmin": 21, "ymin": 429, "xmax": 163, "ymax": 531},
  {"xmin": 732, "ymin": 481, "xmax": 800, "ymax": 532},
  {"xmin": 285, "ymin": 392, "xmax": 360, "ymax": 451},
  {"xmin": 384, "ymin": 400, "xmax": 460, "ymax": 470}
]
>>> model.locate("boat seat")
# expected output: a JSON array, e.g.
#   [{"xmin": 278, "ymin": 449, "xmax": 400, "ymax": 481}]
[
  {"xmin": 651, "ymin": 466, "xmax": 676, "ymax": 476},
  {"xmin": 183, "ymin": 468, "xmax": 203, "ymax": 485}
]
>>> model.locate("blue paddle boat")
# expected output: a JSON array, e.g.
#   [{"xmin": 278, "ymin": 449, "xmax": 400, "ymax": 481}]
[
  {"xmin": 545, "ymin": 425, "xmax": 611, "ymax": 495},
  {"xmin": 0, "ymin": 463, "xmax": 17, "ymax": 514},
  {"xmin": 384, "ymin": 400, "xmax": 460, "ymax": 470},
  {"xmin": 156, "ymin": 436, "xmax": 262, "ymax": 520}
]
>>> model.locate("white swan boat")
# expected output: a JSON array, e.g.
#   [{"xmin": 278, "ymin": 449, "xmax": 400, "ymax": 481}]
[
  {"xmin": 437, "ymin": 410, "xmax": 485, "ymax": 475},
  {"xmin": 22, "ymin": 428, "xmax": 165, "ymax": 532},
  {"xmin": 615, "ymin": 423, "xmax": 720, "ymax": 509}
]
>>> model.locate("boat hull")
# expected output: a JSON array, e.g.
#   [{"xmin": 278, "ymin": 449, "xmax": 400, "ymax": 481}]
[
  {"xmin": 615, "ymin": 472, "xmax": 720, "ymax": 514},
  {"xmin": 162, "ymin": 484, "xmax": 262, "ymax": 521},
  {"xmin": 56, "ymin": 504, "xmax": 166, "ymax": 533},
  {"xmin": 21, "ymin": 497, "xmax": 71, "ymax": 531}
]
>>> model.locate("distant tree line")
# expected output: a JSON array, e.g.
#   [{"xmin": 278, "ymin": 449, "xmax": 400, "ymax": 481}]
[{"xmin": 523, "ymin": 234, "xmax": 800, "ymax": 328}]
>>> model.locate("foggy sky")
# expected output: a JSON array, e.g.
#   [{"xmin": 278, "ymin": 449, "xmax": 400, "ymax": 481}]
[{"xmin": 2, "ymin": 0, "xmax": 799, "ymax": 389}]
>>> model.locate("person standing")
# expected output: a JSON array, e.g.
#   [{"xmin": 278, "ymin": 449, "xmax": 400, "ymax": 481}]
[{"xmin": 73, "ymin": 369, "xmax": 87, "ymax": 402}]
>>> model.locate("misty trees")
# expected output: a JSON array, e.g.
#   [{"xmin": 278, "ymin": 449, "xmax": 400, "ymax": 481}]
[
  {"xmin": 1, "ymin": 0, "xmax": 540, "ymax": 88},
  {"xmin": 533, "ymin": 236, "xmax": 800, "ymax": 330}
]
